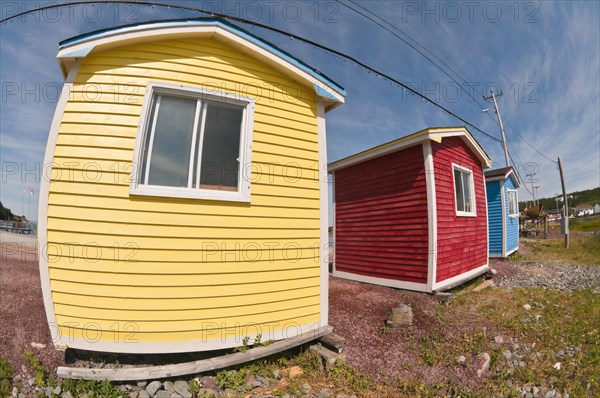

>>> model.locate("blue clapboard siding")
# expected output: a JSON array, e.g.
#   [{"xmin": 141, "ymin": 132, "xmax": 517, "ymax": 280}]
[
  {"xmin": 486, "ymin": 180, "xmax": 503, "ymax": 255},
  {"xmin": 504, "ymin": 177, "xmax": 519, "ymax": 254}
]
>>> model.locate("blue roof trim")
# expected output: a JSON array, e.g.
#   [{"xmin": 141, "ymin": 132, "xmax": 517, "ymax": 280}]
[
  {"xmin": 314, "ymin": 84, "xmax": 339, "ymax": 101},
  {"xmin": 59, "ymin": 18, "xmax": 345, "ymax": 99}
]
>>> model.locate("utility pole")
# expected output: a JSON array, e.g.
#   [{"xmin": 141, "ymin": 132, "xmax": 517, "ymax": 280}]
[
  {"xmin": 526, "ymin": 171, "xmax": 537, "ymax": 202},
  {"xmin": 558, "ymin": 157, "xmax": 569, "ymax": 248},
  {"xmin": 483, "ymin": 91, "xmax": 510, "ymax": 168}
]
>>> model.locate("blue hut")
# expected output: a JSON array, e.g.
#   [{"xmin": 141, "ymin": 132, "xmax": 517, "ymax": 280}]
[{"xmin": 485, "ymin": 167, "xmax": 521, "ymax": 257}]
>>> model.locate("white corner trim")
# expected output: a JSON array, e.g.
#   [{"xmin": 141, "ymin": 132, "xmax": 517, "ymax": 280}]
[
  {"xmin": 317, "ymin": 100, "xmax": 329, "ymax": 327},
  {"xmin": 331, "ymin": 171, "xmax": 336, "ymax": 273},
  {"xmin": 432, "ymin": 263, "xmax": 489, "ymax": 291},
  {"xmin": 482, "ymin": 169, "xmax": 490, "ymax": 260},
  {"xmin": 128, "ymin": 81, "xmax": 255, "ymax": 203},
  {"xmin": 332, "ymin": 270, "xmax": 428, "ymax": 293},
  {"xmin": 51, "ymin": 322, "xmax": 325, "ymax": 354},
  {"xmin": 505, "ymin": 247, "xmax": 519, "ymax": 257},
  {"xmin": 422, "ymin": 141, "xmax": 438, "ymax": 292},
  {"xmin": 501, "ymin": 179, "xmax": 507, "ymax": 257},
  {"xmin": 38, "ymin": 59, "xmax": 82, "ymax": 349}
]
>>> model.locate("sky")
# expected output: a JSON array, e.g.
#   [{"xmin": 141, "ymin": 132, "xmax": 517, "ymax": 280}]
[{"xmin": 1, "ymin": 0, "xmax": 599, "ymax": 221}]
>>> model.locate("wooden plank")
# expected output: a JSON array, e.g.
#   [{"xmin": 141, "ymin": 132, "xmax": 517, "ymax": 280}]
[
  {"xmin": 56, "ymin": 326, "xmax": 332, "ymax": 381},
  {"xmin": 472, "ymin": 280, "xmax": 494, "ymax": 292}
]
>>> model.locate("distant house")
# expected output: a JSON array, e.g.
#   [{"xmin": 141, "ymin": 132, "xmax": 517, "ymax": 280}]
[
  {"xmin": 485, "ymin": 166, "xmax": 520, "ymax": 258},
  {"xmin": 594, "ymin": 204, "xmax": 600, "ymax": 215},
  {"xmin": 329, "ymin": 126, "xmax": 491, "ymax": 293},
  {"xmin": 575, "ymin": 204, "xmax": 594, "ymax": 217}
]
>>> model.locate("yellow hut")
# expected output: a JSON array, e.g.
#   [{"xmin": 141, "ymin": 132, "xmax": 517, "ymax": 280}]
[{"xmin": 38, "ymin": 18, "xmax": 345, "ymax": 354}]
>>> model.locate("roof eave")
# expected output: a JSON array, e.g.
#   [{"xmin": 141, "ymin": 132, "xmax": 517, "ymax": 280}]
[{"xmin": 56, "ymin": 20, "xmax": 345, "ymax": 105}]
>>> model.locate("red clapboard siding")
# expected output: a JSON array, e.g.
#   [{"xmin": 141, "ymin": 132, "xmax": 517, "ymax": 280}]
[
  {"xmin": 432, "ymin": 137, "xmax": 488, "ymax": 282},
  {"xmin": 334, "ymin": 144, "xmax": 428, "ymax": 283}
]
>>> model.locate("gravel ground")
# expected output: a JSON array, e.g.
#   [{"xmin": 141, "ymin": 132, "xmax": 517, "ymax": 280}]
[{"xmin": 496, "ymin": 261, "xmax": 600, "ymax": 293}]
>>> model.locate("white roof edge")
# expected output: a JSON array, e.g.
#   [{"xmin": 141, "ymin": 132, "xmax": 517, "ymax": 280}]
[
  {"xmin": 328, "ymin": 127, "xmax": 492, "ymax": 173},
  {"xmin": 56, "ymin": 20, "xmax": 345, "ymax": 105}
]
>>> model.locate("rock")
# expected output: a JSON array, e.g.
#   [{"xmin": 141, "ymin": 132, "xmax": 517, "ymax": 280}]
[
  {"xmin": 163, "ymin": 381, "xmax": 174, "ymax": 393},
  {"xmin": 154, "ymin": 391, "xmax": 170, "ymax": 398},
  {"xmin": 495, "ymin": 336, "xmax": 504, "ymax": 344},
  {"xmin": 545, "ymin": 390, "xmax": 556, "ymax": 398},
  {"xmin": 318, "ymin": 388, "xmax": 334, "ymax": 398},
  {"xmin": 523, "ymin": 304, "xmax": 532, "ymax": 311},
  {"xmin": 503, "ymin": 350, "xmax": 512, "ymax": 360},
  {"xmin": 473, "ymin": 352, "xmax": 491, "ymax": 377},
  {"xmin": 53, "ymin": 386, "xmax": 61, "ymax": 395},
  {"xmin": 30, "ymin": 342, "xmax": 46, "ymax": 349},
  {"xmin": 138, "ymin": 391, "xmax": 150, "ymax": 398},
  {"xmin": 272, "ymin": 369, "xmax": 282, "ymax": 379},
  {"xmin": 62, "ymin": 391, "xmax": 73, "ymax": 398},
  {"xmin": 173, "ymin": 380, "xmax": 192, "ymax": 398},
  {"xmin": 433, "ymin": 292, "xmax": 453, "ymax": 303},
  {"xmin": 247, "ymin": 377, "xmax": 262, "ymax": 389},
  {"xmin": 130, "ymin": 392, "xmax": 139, "ymax": 398},
  {"xmin": 146, "ymin": 380, "xmax": 162, "ymax": 397},
  {"xmin": 387, "ymin": 304, "xmax": 413, "ymax": 327},
  {"xmin": 301, "ymin": 383, "xmax": 312, "ymax": 394},
  {"xmin": 137, "ymin": 382, "xmax": 148, "ymax": 388},
  {"xmin": 457, "ymin": 355, "xmax": 466, "ymax": 364},
  {"xmin": 12, "ymin": 387, "xmax": 18, "ymax": 397},
  {"xmin": 200, "ymin": 376, "xmax": 217, "ymax": 390},
  {"xmin": 169, "ymin": 394, "xmax": 182, "ymax": 398},
  {"xmin": 533, "ymin": 386, "xmax": 540, "ymax": 395}
]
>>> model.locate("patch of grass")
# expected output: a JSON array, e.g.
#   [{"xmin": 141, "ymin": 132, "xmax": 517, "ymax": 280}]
[
  {"xmin": 0, "ymin": 356, "xmax": 13, "ymax": 397},
  {"xmin": 520, "ymin": 234, "xmax": 600, "ymax": 265},
  {"xmin": 460, "ymin": 288, "xmax": 600, "ymax": 397},
  {"xmin": 23, "ymin": 350, "xmax": 47, "ymax": 386},
  {"xmin": 569, "ymin": 216, "xmax": 600, "ymax": 232},
  {"xmin": 61, "ymin": 379, "xmax": 122, "ymax": 398}
]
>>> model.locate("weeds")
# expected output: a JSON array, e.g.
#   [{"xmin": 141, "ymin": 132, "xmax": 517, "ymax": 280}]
[{"xmin": 0, "ymin": 356, "xmax": 13, "ymax": 397}]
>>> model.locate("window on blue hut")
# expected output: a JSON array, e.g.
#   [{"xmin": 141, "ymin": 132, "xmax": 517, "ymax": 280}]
[
  {"xmin": 132, "ymin": 83, "xmax": 254, "ymax": 202},
  {"xmin": 507, "ymin": 189, "xmax": 519, "ymax": 216},
  {"xmin": 453, "ymin": 164, "xmax": 476, "ymax": 216}
]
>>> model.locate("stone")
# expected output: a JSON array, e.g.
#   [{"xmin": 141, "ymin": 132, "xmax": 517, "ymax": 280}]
[
  {"xmin": 473, "ymin": 352, "xmax": 491, "ymax": 377},
  {"xmin": 495, "ymin": 336, "xmax": 504, "ymax": 344},
  {"xmin": 272, "ymin": 369, "xmax": 282, "ymax": 379},
  {"xmin": 137, "ymin": 382, "xmax": 148, "ymax": 388},
  {"xmin": 545, "ymin": 391, "xmax": 556, "ymax": 398},
  {"xmin": 301, "ymin": 383, "xmax": 312, "ymax": 394},
  {"xmin": 523, "ymin": 304, "xmax": 532, "ymax": 311},
  {"xmin": 130, "ymin": 392, "xmax": 139, "ymax": 398},
  {"xmin": 53, "ymin": 386, "xmax": 62, "ymax": 395},
  {"xmin": 30, "ymin": 342, "xmax": 46, "ymax": 349},
  {"xmin": 173, "ymin": 380, "xmax": 192, "ymax": 398},
  {"xmin": 169, "ymin": 394, "xmax": 182, "ymax": 398},
  {"xmin": 12, "ymin": 387, "xmax": 18, "ymax": 397},
  {"xmin": 62, "ymin": 391, "xmax": 73, "ymax": 398},
  {"xmin": 138, "ymin": 391, "xmax": 150, "ymax": 398},
  {"xmin": 533, "ymin": 386, "xmax": 540, "ymax": 395},
  {"xmin": 457, "ymin": 355, "xmax": 466, "ymax": 364},
  {"xmin": 503, "ymin": 350, "xmax": 512, "ymax": 360},
  {"xmin": 163, "ymin": 381, "xmax": 174, "ymax": 393},
  {"xmin": 434, "ymin": 292, "xmax": 453, "ymax": 303},
  {"xmin": 318, "ymin": 388, "xmax": 334, "ymax": 398},
  {"xmin": 146, "ymin": 380, "xmax": 162, "ymax": 397},
  {"xmin": 387, "ymin": 304, "xmax": 413, "ymax": 327},
  {"xmin": 154, "ymin": 391, "xmax": 170, "ymax": 398},
  {"xmin": 200, "ymin": 376, "xmax": 217, "ymax": 390}
]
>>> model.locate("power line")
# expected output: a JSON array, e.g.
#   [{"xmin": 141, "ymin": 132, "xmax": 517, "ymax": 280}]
[
  {"xmin": 0, "ymin": 0, "xmax": 503, "ymax": 144},
  {"xmin": 341, "ymin": 0, "xmax": 558, "ymax": 167}
]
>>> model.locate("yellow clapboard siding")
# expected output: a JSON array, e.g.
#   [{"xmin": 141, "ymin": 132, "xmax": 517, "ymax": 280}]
[
  {"xmin": 47, "ymin": 230, "xmax": 320, "ymax": 250},
  {"xmin": 61, "ymin": 111, "xmax": 141, "ymax": 128},
  {"xmin": 55, "ymin": 305, "xmax": 320, "ymax": 333},
  {"xmin": 52, "ymin": 286, "xmax": 320, "ymax": 310},
  {"xmin": 50, "ymin": 277, "xmax": 320, "ymax": 298},
  {"xmin": 45, "ymin": 242, "xmax": 320, "ymax": 263},
  {"xmin": 56, "ymin": 134, "xmax": 135, "ymax": 150},
  {"xmin": 59, "ymin": 123, "xmax": 138, "ymax": 138},
  {"xmin": 48, "ymin": 181, "xmax": 320, "ymax": 208},
  {"xmin": 49, "ymin": 267, "xmax": 319, "ymax": 287},
  {"xmin": 48, "ymin": 205, "xmax": 318, "ymax": 228},
  {"xmin": 47, "ymin": 217, "xmax": 318, "ymax": 239},
  {"xmin": 54, "ymin": 295, "xmax": 318, "ymax": 322},
  {"xmin": 48, "ymin": 193, "xmax": 320, "ymax": 218},
  {"xmin": 49, "ymin": 257, "xmax": 320, "ymax": 274},
  {"xmin": 56, "ymin": 313, "xmax": 320, "ymax": 343}
]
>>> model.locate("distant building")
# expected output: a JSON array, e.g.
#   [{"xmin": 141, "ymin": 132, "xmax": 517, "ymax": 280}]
[
  {"xmin": 574, "ymin": 204, "xmax": 594, "ymax": 217},
  {"xmin": 594, "ymin": 204, "xmax": 600, "ymax": 215}
]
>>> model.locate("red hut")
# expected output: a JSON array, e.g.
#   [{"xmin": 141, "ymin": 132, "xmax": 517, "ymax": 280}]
[{"xmin": 328, "ymin": 127, "xmax": 492, "ymax": 292}]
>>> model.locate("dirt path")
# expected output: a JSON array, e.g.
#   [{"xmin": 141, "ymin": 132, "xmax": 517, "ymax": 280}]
[{"xmin": 0, "ymin": 232, "xmax": 63, "ymax": 373}]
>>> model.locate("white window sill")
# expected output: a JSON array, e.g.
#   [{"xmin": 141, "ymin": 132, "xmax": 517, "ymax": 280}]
[
  {"xmin": 456, "ymin": 211, "xmax": 477, "ymax": 217},
  {"xmin": 130, "ymin": 185, "xmax": 250, "ymax": 203}
]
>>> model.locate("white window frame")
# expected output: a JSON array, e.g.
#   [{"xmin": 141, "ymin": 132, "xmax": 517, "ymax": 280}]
[
  {"xmin": 507, "ymin": 189, "xmax": 519, "ymax": 217},
  {"xmin": 130, "ymin": 82, "xmax": 255, "ymax": 202},
  {"xmin": 452, "ymin": 163, "xmax": 477, "ymax": 217}
]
